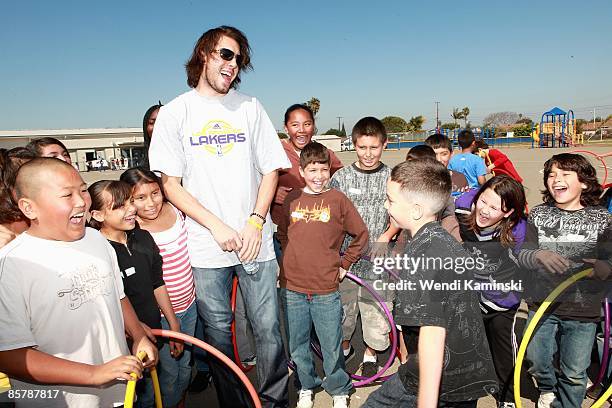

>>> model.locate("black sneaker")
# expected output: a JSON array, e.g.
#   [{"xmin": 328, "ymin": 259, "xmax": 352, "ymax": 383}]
[
  {"xmin": 188, "ymin": 371, "xmax": 212, "ymax": 393},
  {"xmin": 343, "ymin": 347, "xmax": 355, "ymax": 363},
  {"xmin": 361, "ymin": 361, "xmax": 377, "ymax": 378}
]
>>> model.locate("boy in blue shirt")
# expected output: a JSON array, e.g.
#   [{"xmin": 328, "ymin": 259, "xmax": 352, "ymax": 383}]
[{"xmin": 448, "ymin": 129, "xmax": 487, "ymax": 189}]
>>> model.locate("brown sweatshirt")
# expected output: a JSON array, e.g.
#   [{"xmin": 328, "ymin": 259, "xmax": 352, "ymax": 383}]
[{"xmin": 277, "ymin": 188, "xmax": 369, "ymax": 294}]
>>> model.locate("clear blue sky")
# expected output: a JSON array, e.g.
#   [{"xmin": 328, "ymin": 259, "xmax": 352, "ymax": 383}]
[{"xmin": 2, "ymin": 0, "xmax": 612, "ymax": 132}]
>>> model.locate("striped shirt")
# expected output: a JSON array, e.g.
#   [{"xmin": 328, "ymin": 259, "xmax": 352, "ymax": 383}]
[{"xmin": 149, "ymin": 205, "xmax": 196, "ymax": 314}]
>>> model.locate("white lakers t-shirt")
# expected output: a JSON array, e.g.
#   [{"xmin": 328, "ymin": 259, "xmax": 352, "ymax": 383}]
[{"xmin": 149, "ymin": 89, "xmax": 291, "ymax": 268}]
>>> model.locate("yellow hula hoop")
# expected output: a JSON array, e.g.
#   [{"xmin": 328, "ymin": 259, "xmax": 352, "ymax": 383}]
[
  {"xmin": 124, "ymin": 350, "xmax": 162, "ymax": 408},
  {"xmin": 513, "ymin": 268, "xmax": 611, "ymax": 407}
]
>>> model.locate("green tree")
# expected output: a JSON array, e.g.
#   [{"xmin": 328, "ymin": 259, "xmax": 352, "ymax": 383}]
[
  {"xmin": 575, "ymin": 119, "xmax": 588, "ymax": 133},
  {"xmin": 451, "ymin": 108, "xmax": 462, "ymax": 127},
  {"xmin": 340, "ymin": 123, "xmax": 346, "ymax": 137},
  {"xmin": 461, "ymin": 107, "xmax": 470, "ymax": 127},
  {"xmin": 407, "ymin": 115, "xmax": 425, "ymax": 131},
  {"xmin": 305, "ymin": 97, "xmax": 320, "ymax": 117},
  {"xmin": 441, "ymin": 122, "xmax": 459, "ymax": 130},
  {"xmin": 277, "ymin": 132, "xmax": 288, "ymax": 139},
  {"xmin": 515, "ymin": 117, "xmax": 534, "ymax": 126},
  {"xmin": 381, "ymin": 116, "xmax": 408, "ymax": 133},
  {"xmin": 510, "ymin": 124, "xmax": 532, "ymax": 137}
]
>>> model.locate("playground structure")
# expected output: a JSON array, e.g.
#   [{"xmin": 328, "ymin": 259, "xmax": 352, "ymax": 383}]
[{"xmin": 533, "ymin": 107, "xmax": 580, "ymax": 148}]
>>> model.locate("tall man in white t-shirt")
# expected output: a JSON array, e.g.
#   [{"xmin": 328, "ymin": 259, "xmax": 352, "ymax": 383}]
[{"xmin": 149, "ymin": 26, "xmax": 290, "ymax": 408}]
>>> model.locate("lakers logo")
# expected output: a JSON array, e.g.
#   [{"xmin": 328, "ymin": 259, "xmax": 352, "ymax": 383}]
[{"xmin": 189, "ymin": 120, "xmax": 247, "ymax": 157}]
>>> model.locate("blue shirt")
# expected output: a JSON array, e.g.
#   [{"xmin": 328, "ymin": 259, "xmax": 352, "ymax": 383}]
[{"xmin": 448, "ymin": 153, "xmax": 486, "ymax": 188}]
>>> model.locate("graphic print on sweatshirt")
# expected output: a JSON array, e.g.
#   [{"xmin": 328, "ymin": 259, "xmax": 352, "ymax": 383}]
[
  {"xmin": 529, "ymin": 204, "xmax": 610, "ymax": 261},
  {"xmin": 291, "ymin": 200, "xmax": 332, "ymax": 223},
  {"xmin": 188, "ymin": 120, "xmax": 247, "ymax": 157}
]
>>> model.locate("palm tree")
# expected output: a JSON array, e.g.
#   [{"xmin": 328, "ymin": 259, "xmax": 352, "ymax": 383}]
[
  {"xmin": 451, "ymin": 108, "xmax": 462, "ymax": 127},
  {"xmin": 305, "ymin": 97, "xmax": 320, "ymax": 117},
  {"xmin": 408, "ymin": 115, "xmax": 425, "ymax": 131},
  {"xmin": 461, "ymin": 107, "xmax": 470, "ymax": 127}
]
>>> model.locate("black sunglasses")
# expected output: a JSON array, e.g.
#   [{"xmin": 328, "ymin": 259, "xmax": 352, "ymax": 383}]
[{"xmin": 214, "ymin": 48, "xmax": 243, "ymax": 66}]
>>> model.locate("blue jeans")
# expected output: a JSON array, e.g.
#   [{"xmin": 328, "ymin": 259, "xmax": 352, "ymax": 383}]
[
  {"xmin": 157, "ymin": 301, "xmax": 197, "ymax": 407},
  {"xmin": 193, "ymin": 315, "xmax": 210, "ymax": 373},
  {"xmin": 525, "ymin": 311, "xmax": 597, "ymax": 408},
  {"xmin": 193, "ymin": 260, "xmax": 288, "ymax": 408},
  {"xmin": 279, "ymin": 288, "xmax": 352, "ymax": 397}
]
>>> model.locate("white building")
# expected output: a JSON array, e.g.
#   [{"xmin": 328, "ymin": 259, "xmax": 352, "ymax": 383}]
[
  {"xmin": 0, "ymin": 128, "xmax": 144, "ymax": 171},
  {"xmin": 312, "ymin": 134, "xmax": 342, "ymax": 151}
]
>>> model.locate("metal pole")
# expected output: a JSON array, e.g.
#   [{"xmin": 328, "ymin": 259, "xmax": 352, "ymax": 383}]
[
  {"xmin": 337, "ymin": 116, "xmax": 343, "ymax": 131},
  {"xmin": 435, "ymin": 101, "xmax": 440, "ymax": 131}
]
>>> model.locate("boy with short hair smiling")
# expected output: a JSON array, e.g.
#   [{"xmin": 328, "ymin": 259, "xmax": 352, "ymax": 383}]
[
  {"xmin": 0, "ymin": 158, "xmax": 157, "ymax": 407},
  {"xmin": 330, "ymin": 117, "xmax": 396, "ymax": 377},
  {"xmin": 363, "ymin": 159, "xmax": 497, "ymax": 408},
  {"xmin": 278, "ymin": 142, "xmax": 369, "ymax": 408}
]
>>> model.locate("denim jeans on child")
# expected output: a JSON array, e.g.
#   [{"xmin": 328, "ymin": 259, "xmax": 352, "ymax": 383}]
[
  {"xmin": 279, "ymin": 288, "xmax": 352, "ymax": 397},
  {"xmin": 193, "ymin": 260, "xmax": 288, "ymax": 408},
  {"xmin": 157, "ymin": 301, "xmax": 197, "ymax": 407},
  {"xmin": 525, "ymin": 311, "xmax": 597, "ymax": 408}
]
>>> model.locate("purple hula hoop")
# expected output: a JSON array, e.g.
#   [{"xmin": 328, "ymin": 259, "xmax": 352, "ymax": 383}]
[
  {"xmin": 297, "ymin": 273, "xmax": 398, "ymax": 387},
  {"xmin": 589, "ymin": 297, "xmax": 610, "ymax": 392}
]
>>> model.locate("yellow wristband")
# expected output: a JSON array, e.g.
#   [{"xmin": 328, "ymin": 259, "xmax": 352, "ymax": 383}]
[{"xmin": 247, "ymin": 218, "xmax": 263, "ymax": 230}]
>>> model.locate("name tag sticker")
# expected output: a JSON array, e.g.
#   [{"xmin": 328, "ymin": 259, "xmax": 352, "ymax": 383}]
[
  {"xmin": 291, "ymin": 211, "xmax": 304, "ymax": 219},
  {"xmin": 124, "ymin": 267, "xmax": 136, "ymax": 277},
  {"xmin": 349, "ymin": 187, "xmax": 362, "ymax": 194}
]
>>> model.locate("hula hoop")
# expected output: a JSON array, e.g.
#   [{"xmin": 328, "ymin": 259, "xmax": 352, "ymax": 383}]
[
  {"xmin": 293, "ymin": 273, "xmax": 398, "ymax": 387},
  {"xmin": 230, "ymin": 276, "xmax": 255, "ymax": 373},
  {"xmin": 589, "ymin": 298, "xmax": 610, "ymax": 394},
  {"xmin": 513, "ymin": 268, "xmax": 612, "ymax": 408},
  {"xmin": 124, "ymin": 350, "xmax": 162, "ymax": 408},
  {"xmin": 151, "ymin": 329, "xmax": 262, "ymax": 408}
]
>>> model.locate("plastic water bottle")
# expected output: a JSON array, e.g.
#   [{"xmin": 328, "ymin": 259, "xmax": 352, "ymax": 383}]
[{"xmin": 236, "ymin": 252, "xmax": 259, "ymax": 274}]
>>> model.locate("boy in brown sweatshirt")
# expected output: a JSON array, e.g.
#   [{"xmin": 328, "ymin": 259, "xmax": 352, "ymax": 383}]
[{"xmin": 277, "ymin": 142, "xmax": 369, "ymax": 408}]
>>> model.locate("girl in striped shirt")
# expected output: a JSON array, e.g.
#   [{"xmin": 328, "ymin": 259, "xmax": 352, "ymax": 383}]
[{"xmin": 121, "ymin": 168, "xmax": 197, "ymax": 408}]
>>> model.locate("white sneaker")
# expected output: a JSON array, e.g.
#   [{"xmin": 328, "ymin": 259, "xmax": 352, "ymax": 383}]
[
  {"xmin": 297, "ymin": 389, "xmax": 313, "ymax": 408},
  {"xmin": 499, "ymin": 403, "xmax": 516, "ymax": 408},
  {"xmin": 333, "ymin": 395, "xmax": 349, "ymax": 408},
  {"xmin": 537, "ymin": 392, "xmax": 556, "ymax": 408}
]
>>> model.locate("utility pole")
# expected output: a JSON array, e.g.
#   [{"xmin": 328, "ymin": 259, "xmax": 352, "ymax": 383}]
[
  {"xmin": 435, "ymin": 101, "xmax": 440, "ymax": 131},
  {"xmin": 593, "ymin": 107, "xmax": 596, "ymax": 125},
  {"xmin": 337, "ymin": 116, "xmax": 343, "ymax": 131}
]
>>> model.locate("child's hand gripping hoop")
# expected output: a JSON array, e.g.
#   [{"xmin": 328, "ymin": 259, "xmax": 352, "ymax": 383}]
[{"xmin": 123, "ymin": 350, "xmax": 162, "ymax": 408}]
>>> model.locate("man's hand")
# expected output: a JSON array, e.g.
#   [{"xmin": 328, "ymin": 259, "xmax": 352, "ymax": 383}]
[
  {"xmin": 140, "ymin": 322, "xmax": 157, "ymax": 344},
  {"xmin": 91, "ymin": 355, "xmax": 143, "ymax": 385},
  {"xmin": 583, "ymin": 258, "xmax": 612, "ymax": 280},
  {"xmin": 209, "ymin": 220, "xmax": 242, "ymax": 252},
  {"xmin": 168, "ymin": 321, "xmax": 184, "ymax": 358},
  {"xmin": 274, "ymin": 186, "xmax": 292, "ymax": 205},
  {"xmin": 238, "ymin": 216, "xmax": 263, "ymax": 262},
  {"xmin": 535, "ymin": 250, "xmax": 570, "ymax": 274},
  {"xmin": 339, "ymin": 267, "xmax": 348, "ymax": 281}
]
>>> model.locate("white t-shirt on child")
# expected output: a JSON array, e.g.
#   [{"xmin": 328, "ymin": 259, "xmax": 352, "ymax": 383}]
[
  {"xmin": 149, "ymin": 89, "xmax": 291, "ymax": 268},
  {"xmin": 0, "ymin": 228, "xmax": 130, "ymax": 408}
]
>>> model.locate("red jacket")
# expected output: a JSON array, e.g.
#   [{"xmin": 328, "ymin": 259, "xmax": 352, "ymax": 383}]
[{"xmin": 484, "ymin": 149, "xmax": 523, "ymax": 183}]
